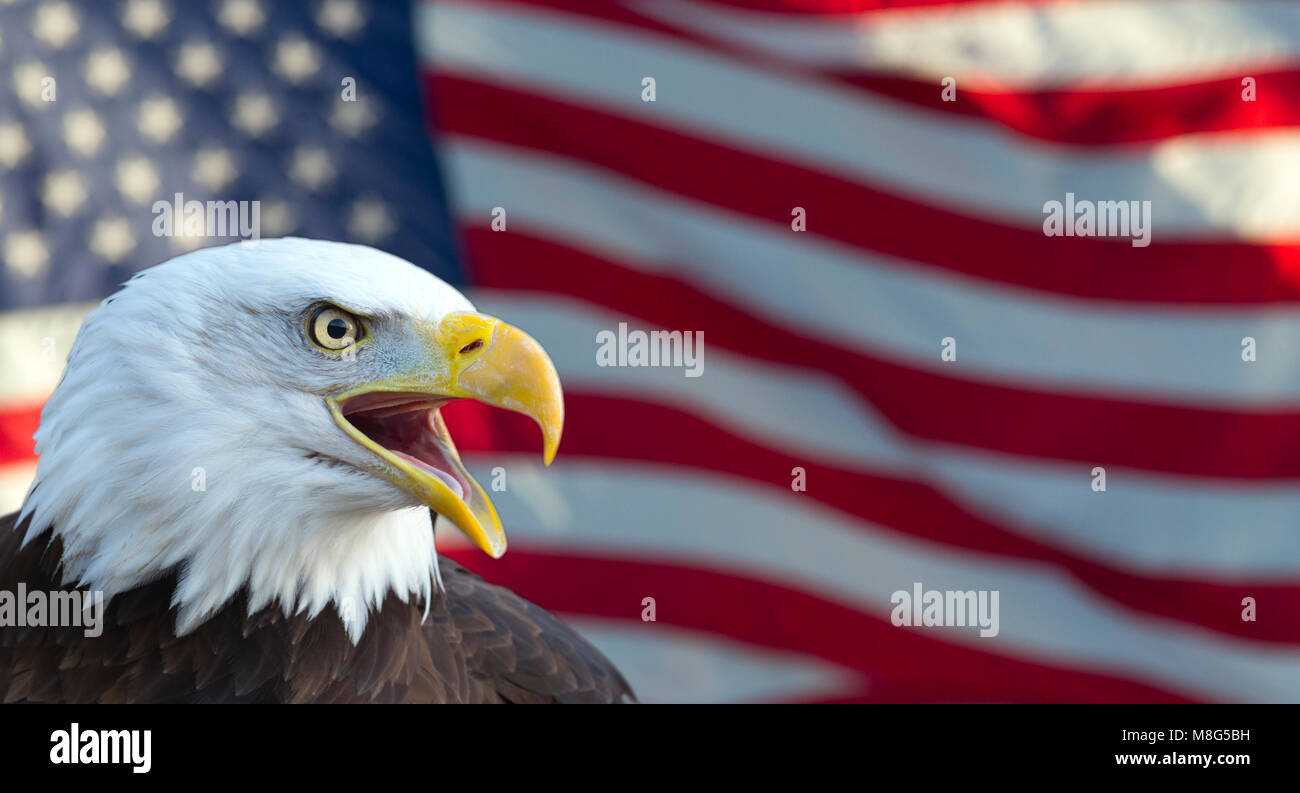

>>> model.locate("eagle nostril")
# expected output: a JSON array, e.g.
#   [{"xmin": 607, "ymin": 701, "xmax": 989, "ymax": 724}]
[{"xmin": 459, "ymin": 339, "xmax": 484, "ymax": 355}]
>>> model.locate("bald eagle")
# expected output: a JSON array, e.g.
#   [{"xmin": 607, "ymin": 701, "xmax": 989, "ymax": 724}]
[{"xmin": 0, "ymin": 238, "xmax": 633, "ymax": 703}]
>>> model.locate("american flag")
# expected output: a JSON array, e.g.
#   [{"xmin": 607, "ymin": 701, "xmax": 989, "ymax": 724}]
[{"xmin": 4, "ymin": 0, "xmax": 1300, "ymax": 703}]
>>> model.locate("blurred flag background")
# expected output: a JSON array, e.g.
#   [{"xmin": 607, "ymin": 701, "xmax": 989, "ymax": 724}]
[{"xmin": 4, "ymin": 0, "xmax": 1300, "ymax": 702}]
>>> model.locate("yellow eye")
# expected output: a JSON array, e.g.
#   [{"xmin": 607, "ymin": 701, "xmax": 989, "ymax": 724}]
[{"xmin": 308, "ymin": 305, "xmax": 364, "ymax": 351}]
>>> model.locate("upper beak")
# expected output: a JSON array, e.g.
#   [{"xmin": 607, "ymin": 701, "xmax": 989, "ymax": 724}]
[{"xmin": 325, "ymin": 312, "xmax": 563, "ymax": 558}]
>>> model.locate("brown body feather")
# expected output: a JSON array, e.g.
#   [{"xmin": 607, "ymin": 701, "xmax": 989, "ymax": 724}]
[{"xmin": 0, "ymin": 512, "xmax": 634, "ymax": 703}]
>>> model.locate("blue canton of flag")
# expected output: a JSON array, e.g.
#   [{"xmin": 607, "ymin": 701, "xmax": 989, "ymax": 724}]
[{"xmin": 0, "ymin": 0, "xmax": 460, "ymax": 313}]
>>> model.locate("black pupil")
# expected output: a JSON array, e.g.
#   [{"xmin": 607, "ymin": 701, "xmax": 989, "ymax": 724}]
[{"xmin": 326, "ymin": 318, "xmax": 349, "ymax": 340}]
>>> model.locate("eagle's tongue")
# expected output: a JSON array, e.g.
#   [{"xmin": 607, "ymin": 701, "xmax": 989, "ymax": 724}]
[
  {"xmin": 391, "ymin": 408, "xmax": 470, "ymax": 500},
  {"xmin": 392, "ymin": 450, "xmax": 465, "ymax": 499}
]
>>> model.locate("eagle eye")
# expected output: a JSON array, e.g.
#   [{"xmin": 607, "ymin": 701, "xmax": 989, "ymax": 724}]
[{"xmin": 308, "ymin": 305, "xmax": 365, "ymax": 352}]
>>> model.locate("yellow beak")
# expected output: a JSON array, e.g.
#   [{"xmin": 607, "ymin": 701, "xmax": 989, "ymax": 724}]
[{"xmin": 326, "ymin": 312, "xmax": 563, "ymax": 558}]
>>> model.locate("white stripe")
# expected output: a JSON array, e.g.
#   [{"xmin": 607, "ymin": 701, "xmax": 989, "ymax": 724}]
[
  {"xmin": 445, "ymin": 460, "xmax": 1300, "ymax": 702},
  {"xmin": 0, "ymin": 462, "xmax": 34, "ymax": 516},
  {"xmin": 635, "ymin": 0, "xmax": 1300, "ymax": 88},
  {"xmin": 0, "ymin": 302, "xmax": 93, "ymax": 403},
  {"xmin": 470, "ymin": 290, "xmax": 1300, "ymax": 578},
  {"xmin": 562, "ymin": 617, "xmax": 861, "ymax": 703},
  {"xmin": 421, "ymin": 1, "xmax": 1300, "ymax": 240},
  {"xmin": 448, "ymin": 140, "xmax": 1300, "ymax": 406}
]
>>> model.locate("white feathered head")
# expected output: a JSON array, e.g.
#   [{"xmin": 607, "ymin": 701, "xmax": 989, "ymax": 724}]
[{"xmin": 19, "ymin": 238, "xmax": 562, "ymax": 641}]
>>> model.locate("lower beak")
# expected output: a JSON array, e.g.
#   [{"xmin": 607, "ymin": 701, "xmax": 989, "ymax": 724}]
[{"xmin": 326, "ymin": 313, "xmax": 563, "ymax": 558}]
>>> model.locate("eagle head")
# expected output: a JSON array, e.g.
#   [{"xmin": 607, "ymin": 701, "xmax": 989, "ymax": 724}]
[{"xmin": 18, "ymin": 238, "xmax": 563, "ymax": 641}]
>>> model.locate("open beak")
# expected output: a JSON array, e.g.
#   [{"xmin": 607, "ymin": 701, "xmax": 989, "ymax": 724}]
[{"xmin": 325, "ymin": 312, "xmax": 562, "ymax": 558}]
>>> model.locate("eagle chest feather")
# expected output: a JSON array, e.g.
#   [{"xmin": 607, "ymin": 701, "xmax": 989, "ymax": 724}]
[{"xmin": 0, "ymin": 514, "xmax": 634, "ymax": 704}]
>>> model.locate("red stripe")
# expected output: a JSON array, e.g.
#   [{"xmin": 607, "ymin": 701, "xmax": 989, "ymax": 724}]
[
  {"xmin": 428, "ymin": 74, "xmax": 1300, "ymax": 303},
  {"xmin": 0, "ymin": 404, "xmax": 38, "ymax": 466},
  {"xmin": 443, "ymin": 394, "xmax": 1300, "ymax": 644},
  {"xmin": 441, "ymin": 0, "xmax": 1041, "ymax": 23},
  {"xmin": 5, "ymin": 386, "xmax": 1289, "ymax": 642},
  {"xmin": 680, "ymin": 0, "xmax": 1056, "ymax": 12},
  {"xmin": 835, "ymin": 71, "xmax": 1300, "ymax": 145},
  {"xmin": 443, "ymin": 548, "xmax": 1197, "ymax": 702},
  {"xmin": 5, "ymin": 379, "xmax": 1291, "ymax": 641},
  {"xmin": 462, "ymin": 228, "xmax": 1300, "ymax": 479},
  {"xmin": 433, "ymin": 1, "xmax": 1300, "ymax": 145}
]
